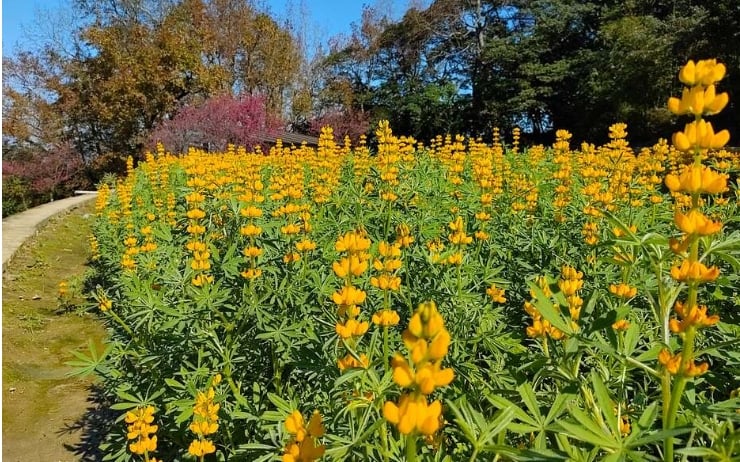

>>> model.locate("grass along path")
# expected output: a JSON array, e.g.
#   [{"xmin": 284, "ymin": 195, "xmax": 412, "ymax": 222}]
[{"xmin": 2, "ymin": 202, "xmax": 107, "ymax": 462}]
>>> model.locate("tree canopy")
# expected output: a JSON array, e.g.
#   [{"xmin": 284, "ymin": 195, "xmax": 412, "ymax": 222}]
[{"xmin": 323, "ymin": 0, "xmax": 739, "ymax": 145}]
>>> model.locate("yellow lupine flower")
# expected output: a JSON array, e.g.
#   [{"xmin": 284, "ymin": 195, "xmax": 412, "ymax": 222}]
[
  {"xmin": 370, "ymin": 273, "xmax": 401, "ymax": 291},
  {"xmin": 609, "ymin": 283, "xmax": 637, "ymax": 299},
  {"xmin": 670, "ymin": 259, "xmax": 720, "ymax": 283},
  {"xmin": 331, "ymin": 285, "xmax": 367, "ymax": 308},
  {"xmin": 673, "ymin": 209, "xmax": 722, "ymax": 236},
  {"xmin": 337, "ymin": 353, "xmax": 369, "ymax": 371},
  {"xmin": 672, "ymin": 120, "xmax": 730, "ymax": 152},
  {"xmin": 668, "ymin": 85, "xmax": 729, "ymax": 116},
  {"xmin": 241, "ymin": 268, "xmax": 262, "ymax": 280},
  {"xmin": 382, "ymin": 394, "xmax": 443, "ymax": 436},
  {"xmin": 372, "ymin": 309, "xmax": 400, "ymax": 326},
  {"xmin": 243, "ymin": 246, "xmax": 262, "ymax": 258},
  {"xmin": 669, "ymin": 301, "xmax": 719, "ymax": 333},
  {"xmin": 188, "ymin": 439, "xmax": 216, "ymax": 457},
  {"xmin": 486, "ymin": 285, "xmax": 506, "ymax": 303},
  {"xmin": 332, "ymin": 256, "xmax": 368, "ymax": 278},
  {"xmin": 241, "ymin": 206, "xmax": 263, "ymax": 218},
  {"xmin": 240, "ymin": 224, "xmax": 262, "ymax": 237},
  {"xmin": 295, "ymin": 239, "xmax": 317, "ymax": 252},
  {"xmin": 335, "ymin": 319, "xmax": 369, "ymax": 339},
  {"xmin": 335, "ymin": 231, "xmax": 371, "ymax": 253},
  {"xmin": 678, "ymin": 59, "xmax": 726, "ymax": 86}
]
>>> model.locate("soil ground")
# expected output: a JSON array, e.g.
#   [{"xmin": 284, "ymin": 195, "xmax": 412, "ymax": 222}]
[{"xmin": 3, "ymin": 203, "xmax": 107, "ymax": 462}]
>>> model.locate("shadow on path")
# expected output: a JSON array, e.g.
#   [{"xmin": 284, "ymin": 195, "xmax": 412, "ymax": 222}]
[{"xmin": 58, "ymin": 385, "xmax": 116, "ymax": 461}]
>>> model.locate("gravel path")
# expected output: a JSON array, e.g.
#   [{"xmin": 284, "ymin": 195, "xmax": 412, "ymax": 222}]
[{"xmin": 2, "ymin": 193, "xmax": 98, "ymax": 271}]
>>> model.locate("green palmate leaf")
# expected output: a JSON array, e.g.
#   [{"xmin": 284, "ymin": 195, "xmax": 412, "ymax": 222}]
[
  {"xmin": 561, "ymin": 406, "xmax": 620, "ymax": 449},
  {"xmin": 558, "ymin": 419, "xmax": 619, "ymax": 449},
  {"xmin": 485, "ymin": 393, "xmax": 539, "ymax": 430},
  {"xmin": 65, "ymin": 339, "xmax": 113, "ymax": 377}
]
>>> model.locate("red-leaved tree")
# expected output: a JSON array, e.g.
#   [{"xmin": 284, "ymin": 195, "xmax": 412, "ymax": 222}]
[
  {"xmin": 148, "ymin": 94, "xmax": 283, "ymax": 153},
  {"xmin": 309, "ymin": 108, "xmax": 370, "ymax": 144},
  {"xmin": 2, "ymin": 142, "xmax": 83, "ymax": 202}
]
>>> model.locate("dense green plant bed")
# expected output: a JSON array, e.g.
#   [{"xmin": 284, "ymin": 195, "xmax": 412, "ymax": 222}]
[{"xmin": 84, "ymin": 62, "xmax": 739, "ymax": 461}]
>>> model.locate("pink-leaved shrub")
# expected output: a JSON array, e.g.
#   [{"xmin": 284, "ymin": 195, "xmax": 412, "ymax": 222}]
[{"xmin": 149, "ymin": 94, "xmax": 282, "ymax": 153}]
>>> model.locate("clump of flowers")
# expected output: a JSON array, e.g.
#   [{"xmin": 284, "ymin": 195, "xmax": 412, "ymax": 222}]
[
  {"xmin": 332, "ymin": 230, "xmax": 372, "ymax": 371},
  {"xmin": 383, "ymin": 301, "xmax": 454, "ymax": 441},
  {"xmin": 188, "ymin": 378, "xmax": 220, "ymax": 460},
  {"xmin": 125, "ymin": 405, "xmax": 159, "ymax": 462},
  {"xmin": 558, "ymin": 265, "xmax": 584, "ymax": 330},
  {"xmin": 371, "ymin": 241, "xmax": 402, "ymax": 328},
  {"xmin": 445, "ymin": 216, "xmax": 472, "ymax": 266},
  {"xmin": 486, "ymin": 284, "xmax": 506, "ymax": 304},
  {"xmin": 282, "ymin": 409, "xmax": 325, "ymax": 462},
  {"xmin": 524, "ymin": 276, "xmax": 564, "ymax": 340}
]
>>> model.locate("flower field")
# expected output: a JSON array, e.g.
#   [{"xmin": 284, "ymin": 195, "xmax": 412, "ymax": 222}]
[{"xmin": 82, "ymin": 61, "xmax": 739, "ymax": 461}]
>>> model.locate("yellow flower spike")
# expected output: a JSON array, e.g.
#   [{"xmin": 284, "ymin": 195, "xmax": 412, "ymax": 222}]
[
  {"xmin": 240, "ymin": 205, "xmax": 262, "ymax": 218},
  {"xmin": 335, "ymin": 321, "xmax": 353, "ymax": 339},
  {"xmin": 686, "ymin": 361, "xmax": 709, "ymax": 377},
  {"xmin": 383, "ymin": 259, "xmax": 402, "ymax": 272},
  {"xmin": 446, "ymin": 252, "xmax": 463, "ymax": 265},
  {"xmin": 378, "ymin": 241, "xmax": 402, "ymax": 258},
  {"xmin": 337, "ymin": 353, "xmax": 369, "ymax": 371},
  {"xmin": 431, "ymin": 363, "xmax": 455, "ymax": 387},
  {"xmin": 609, "ymin": 283, "xmax": 637, "ymax": 299},
  {"xmin": 99, "ymin": 297, "xmax": 112, "ymax": 312},
  {"xmin": 295, "ymin": 239, "xmax": 317, "ymax": 252},
  {"xmin": 240, "ymin": 268, "xmax": 262, "ymax": 280},
  {"xmin": 679, "ymin": 59, "xmax": 726, "ymax": 86},
  {"xmin": 685, "ymin": 85, "xmax": 706, "ymax": 116},
  {"xmin": 677, "ymin": 59, "xmax": 695, "ymax": 84},
  {"xmin": 397, "ymin": 398, "xmax": 418, "ymax": 435},
  {"xmin": 189, "ymin": 420, "xmax": 219, "ymax": 436},
  {"xmin": 420, "ymin": 400, "xmax": 443, "ymax": 436},
  {"xmin": 391, "ymin": 354, "xmax": 415, "ymax": 386},
  {"xmin": 423, "ymin": 312, "xmax": 445, "ymax": 339},
  {"xmin": 283, "ymin": 442, "xmax": 301, "ymax": 462},
  {"xmin": 240, "ymin": 224, "xmax": 262, "ymax": 237},
  {"xmin": 415, "ymin": 368, "xmax": 437, "ymax": 398}
]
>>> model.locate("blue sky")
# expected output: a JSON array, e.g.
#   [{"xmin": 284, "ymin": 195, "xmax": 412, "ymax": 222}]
[{"xmin": 2, "ymin": 0, "xmax": 416, "ymax": 56}]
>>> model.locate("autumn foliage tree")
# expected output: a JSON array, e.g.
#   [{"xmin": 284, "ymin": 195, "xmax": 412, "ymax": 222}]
[{"xmin": 149, "ymin": 94, "xmax": 282, "ymax": 152}]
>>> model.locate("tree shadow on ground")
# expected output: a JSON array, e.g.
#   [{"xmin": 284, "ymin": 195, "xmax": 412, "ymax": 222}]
[{"xmin": 58, "ymin": 385, "xmax": 116, "ymax": 461}]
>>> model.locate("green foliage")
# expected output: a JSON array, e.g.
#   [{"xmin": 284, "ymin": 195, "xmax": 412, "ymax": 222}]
[
  {"xmin": 82, "ymin": 129, "xmax": 740, "ymax": 460},
  {"xmin": 2, "ymin": 175, "xmax": 30, "ymax": 217}
]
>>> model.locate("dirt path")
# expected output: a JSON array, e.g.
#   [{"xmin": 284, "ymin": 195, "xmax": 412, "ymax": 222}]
[{"xmin": 2, "ymin": 202, "xmax": 107, "ymax": 461}]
